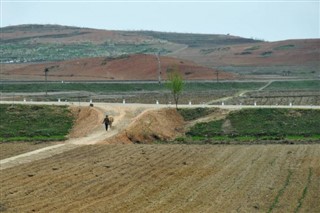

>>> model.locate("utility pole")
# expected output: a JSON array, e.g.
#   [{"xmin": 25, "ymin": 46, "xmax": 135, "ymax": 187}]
[
  {"xmin": 216, "ymin": 70, "xmax": 219, "ymax": 83},
  {"xmin": 156, "ymin": 52, "xmax": 162, "ymax": 84},
  {"xmin": 44, "ymin": 67, "xmax": 49, "ymax": 96}
]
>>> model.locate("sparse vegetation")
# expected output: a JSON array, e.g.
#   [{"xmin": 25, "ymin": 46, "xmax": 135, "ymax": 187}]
[
  {"xmin": 294, "ymin": 168, "xmax": 313, "ymax": 213},
  {"xmin": 200, "ymin": 47, "xmax": 230, "ymax": 55},
  {"xmin": 261, "ymin": 51, "xmax": 273, "ymax": 57},
  {"xmin": 244, "ymin": 45, "xmax": 260, "ymax": 51},
  {"xmin": 239, "ymin": 51, "xmax": 252, "ymax": 55},
  {"xmin": 0, "ymin": 42, "xmax": 169, "ymax": 63},
  {"xmin": 178, "ymin": 108, "xmax": 217, "ymax": 121},
  {"xmin": 267, "ymin": 170, "xmax": 293, "ymax": 213},
  {"xmin": 274, "ymin": 44, "xmax": 295, "ymax": 50}
]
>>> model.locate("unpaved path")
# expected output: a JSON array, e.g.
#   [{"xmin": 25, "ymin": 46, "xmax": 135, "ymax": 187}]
[
  {"xmin": 206, "ymin": 80, "xmax": 274, "ymax": 104},
  {"xmin": 0, "ymin": 103, "xmax": 164, "ymax": 170}
]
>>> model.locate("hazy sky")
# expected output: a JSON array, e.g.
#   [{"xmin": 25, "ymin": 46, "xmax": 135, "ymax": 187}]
[{"xmin": 1, "ymin": 0, "xmax": 319, "ymax": 41}]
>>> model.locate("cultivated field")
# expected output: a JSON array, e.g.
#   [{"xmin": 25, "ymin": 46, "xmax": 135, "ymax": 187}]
[
  {"xmin": 1, "ymin": 144, "xmax": 319, "ymax": 212},
  {"xmin": 1, "ymin": 103, "xmax": 319, "ymax": 212},
  {"xmin": 1, "ymin": 80, "xmax": 318, "ymax": 106}
]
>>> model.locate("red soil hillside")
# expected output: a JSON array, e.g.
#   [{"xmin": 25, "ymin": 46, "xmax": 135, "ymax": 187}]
[
  {"xmin": 2, "ymin": 54, "xmax": 236, "ymax": 81},
  {"xmin": 172, "ymin": 39, "xmax": 320, "ymax": 67}
]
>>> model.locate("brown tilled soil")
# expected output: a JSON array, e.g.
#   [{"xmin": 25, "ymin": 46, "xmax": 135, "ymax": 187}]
[
  {"xmin": 0, "ymin": 144, "xmax": 319, "ymax": 213},
  {"xmin": 0, "ymin": 142, "xmax": 57, "ymax": 160}
]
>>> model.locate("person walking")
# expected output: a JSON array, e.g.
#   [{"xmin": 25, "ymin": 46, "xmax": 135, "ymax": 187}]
[{"xmin": 102, "ymin": 115, "xmax": 110, "ymax": 131}]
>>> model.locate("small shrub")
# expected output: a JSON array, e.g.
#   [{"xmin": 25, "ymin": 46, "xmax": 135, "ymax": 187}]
[
  {"xmin": 261, "ymin": 51, "xmax": 273, "ymax": 57},
  {"xmin": 178, "ymin": 108, "xmax": 216, "ymax": 121}
]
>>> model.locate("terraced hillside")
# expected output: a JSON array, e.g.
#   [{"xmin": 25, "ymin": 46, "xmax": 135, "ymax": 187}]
[{"xmin": 1, "ymin": 144, "xmax": 319, "ymax": 212}]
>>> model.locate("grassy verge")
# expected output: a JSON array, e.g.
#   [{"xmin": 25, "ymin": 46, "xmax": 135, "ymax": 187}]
[
  {"xmin": 177, "ymin": 108, "xmax": 218, "ymax": 121},
  {"xmin": 172, "ymin": 108, "xmax": 320, "ymax": 144},
  {"xmin": 0, "ymin": 104, "xmax": 74, "ymax": 142}
]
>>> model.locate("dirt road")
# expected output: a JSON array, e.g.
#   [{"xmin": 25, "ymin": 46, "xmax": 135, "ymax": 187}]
[{"xmin": 0, "ymin": 102, "xmax": 164, "ymax": 170}]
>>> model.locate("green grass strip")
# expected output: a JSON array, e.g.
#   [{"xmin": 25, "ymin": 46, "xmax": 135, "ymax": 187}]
[
  {"xmin": 0, "ymin": 136, "xmax": 67, "ymax": 142},
  {"xmin": 294, "ymin": 168, "xmax": 313, "ymax": 213},
  {"xmin": 267, "ymin": 170, "xmax": 293, "ymax": 213}
]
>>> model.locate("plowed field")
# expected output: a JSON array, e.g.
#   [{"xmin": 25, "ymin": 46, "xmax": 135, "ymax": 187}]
[{"xmin": 1, "ymin": 144, "xmax": 319, "ymax": 213}]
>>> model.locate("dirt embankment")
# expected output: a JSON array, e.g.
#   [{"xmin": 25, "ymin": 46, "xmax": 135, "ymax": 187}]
[
  {"xmin": 67, "ymin": 104, "xmax": 185, "ymax": 145},
  {"xmin": 68, "ymin": 106, "xmax": 103, "ymax": 138},
  {"xmin": 104, "ymin": 108, "xmax": 185, "ymax": 144}
]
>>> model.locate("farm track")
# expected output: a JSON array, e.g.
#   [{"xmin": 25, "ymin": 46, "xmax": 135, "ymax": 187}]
[
  {"xmin": 0, "ymin": 102, "xmax": 154, "ymax": 170},
  {"xmin": 0, "ymin": 144, "xmax": 319, "ymax": 212}
]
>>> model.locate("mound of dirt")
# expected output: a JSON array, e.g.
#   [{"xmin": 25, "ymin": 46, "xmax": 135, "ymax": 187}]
[
  {"xmin": 68, "ymin": 106, "xmax": 102, "ymax": 138},
  {"xmin": 105, "ymin": 108, "xmax": 185, "ymax": 144}
]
